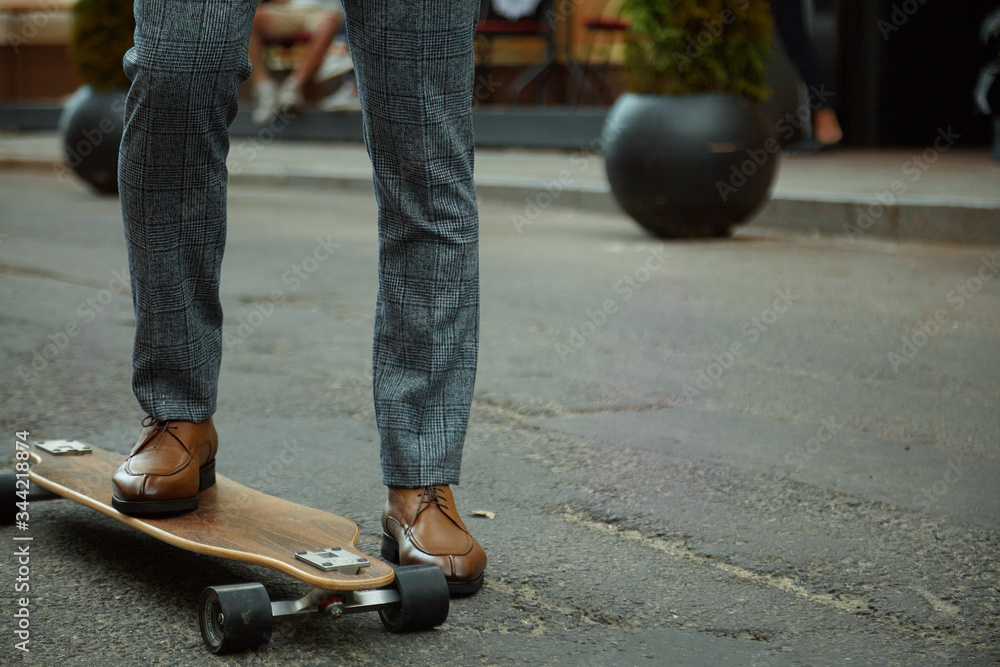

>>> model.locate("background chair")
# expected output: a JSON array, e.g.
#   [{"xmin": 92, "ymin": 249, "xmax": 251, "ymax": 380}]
[
  {"xmin": 476, "ymin": 0, "xmax": 557, "ymax": 104},
  {"xmin": 573, "ymin": 0, "xmax": 628, "ymax": 105}
]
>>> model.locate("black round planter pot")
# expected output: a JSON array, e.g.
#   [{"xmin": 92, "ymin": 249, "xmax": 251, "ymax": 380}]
[
  {"xmin": 604, "ymin": 92, "xmax": 778, "ymax": 238},
  {"xmin": 58, "ymin": 85, "xmax": 128, "ymax": 195}
]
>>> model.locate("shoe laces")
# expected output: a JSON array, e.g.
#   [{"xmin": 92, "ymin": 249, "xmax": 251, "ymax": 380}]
[
  {"xmin": 412, "ymin": 486, "xmax": 468, "ymax": 533},
  {"xmin": 139, "ymin": 417, "xmax": 186, "ymax": 452},
  {"xmin": 417, "ymin": 486, "xmax": 449, "ymax": 510}
]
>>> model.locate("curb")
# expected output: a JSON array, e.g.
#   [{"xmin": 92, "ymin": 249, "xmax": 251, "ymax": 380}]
[
  {"xmin": 3, "ymin": 157, "xmax": 999, "ymax": 245},
  {"xmin": 227, "ymin": 167, "xmax": 1000, "ymax": 245},
  {"xmin": 753, "ymin": 195, "xmax": 1000, "ymax": 245}
]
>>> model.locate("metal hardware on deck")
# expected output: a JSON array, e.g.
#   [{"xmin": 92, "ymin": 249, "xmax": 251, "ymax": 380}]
[
  {"xmin": 35, "ymin": 440, "xmax": 93, "ymax": 456},
  {"xmin": 294, "ymin": 547, "xmax": 370, "ymax": 574}
]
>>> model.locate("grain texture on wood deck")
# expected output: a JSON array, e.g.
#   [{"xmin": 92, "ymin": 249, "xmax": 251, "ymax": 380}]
[{"xmin": 29, "ymin": 442, "xmax": 394, "ymax": 590}]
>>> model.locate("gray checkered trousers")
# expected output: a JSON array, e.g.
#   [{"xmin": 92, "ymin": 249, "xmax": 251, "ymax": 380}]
[{"xmin": 119, "ymin": 0, "xmax": 480, "ymax": 486}]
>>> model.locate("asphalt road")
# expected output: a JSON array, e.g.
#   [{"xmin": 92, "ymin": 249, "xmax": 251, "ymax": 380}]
[{"xmin": 1, "ymin": 168, "xmax": 998, "ymax": 665}]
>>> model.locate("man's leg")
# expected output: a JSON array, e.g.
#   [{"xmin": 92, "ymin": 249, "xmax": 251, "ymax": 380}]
[
  {"xmin": 114, "ymin": 0, "xmax": 257, "ymax": 516},
  {"xmin": 342, "ymin": 0, "xmax": 486, "ymax": 594},
  {"xmin": 344, "ymin": 0, "xmax": 479, "ymax": 490}
]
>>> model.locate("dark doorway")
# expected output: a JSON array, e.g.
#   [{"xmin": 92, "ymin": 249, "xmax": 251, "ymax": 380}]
[{"xmin": 839, "ymin": 0, "xmax": 997, "ymax": 147}]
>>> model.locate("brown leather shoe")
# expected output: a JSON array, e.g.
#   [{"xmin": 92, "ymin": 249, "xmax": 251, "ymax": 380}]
[
  {"xmin": 381, "ymin": 485, "xmax": 486, "ymax": 596},
  {"xmin": 112, "ymin": 417, "xmax": 218, "ymax": 516}
]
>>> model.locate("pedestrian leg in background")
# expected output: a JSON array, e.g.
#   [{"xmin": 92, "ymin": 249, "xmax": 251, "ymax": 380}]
[{"xmin": 771, "ymin": 0, "xmax": 843, "ymax": 149}]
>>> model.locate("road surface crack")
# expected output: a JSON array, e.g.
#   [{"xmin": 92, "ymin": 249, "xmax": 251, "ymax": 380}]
[{"xmin": 560, "ymin": 508, "xmax": 986, "ymax": 648}]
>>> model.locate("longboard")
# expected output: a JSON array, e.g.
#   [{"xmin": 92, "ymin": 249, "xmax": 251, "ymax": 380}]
[{"xmin": 3, "ymin": 440, "xmax": 449, "ymax": 653}]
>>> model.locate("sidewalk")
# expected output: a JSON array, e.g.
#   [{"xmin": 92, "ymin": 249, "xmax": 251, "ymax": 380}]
[{"xmin": 2, "ymin": 131, "xmax": 999, "ymax": 243}]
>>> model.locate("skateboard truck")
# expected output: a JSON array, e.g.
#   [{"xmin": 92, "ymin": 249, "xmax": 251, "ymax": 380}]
[
  {"xmin": 295, "ymin": 547, "xmax": 370, "ymax": 574},
  {"xmin": 35, "ymin": 440, "xmax": 92, "ymax": 456},
  {"xmin": 269, "ymin": 586, "xmax": 399, "ymax": 620}
]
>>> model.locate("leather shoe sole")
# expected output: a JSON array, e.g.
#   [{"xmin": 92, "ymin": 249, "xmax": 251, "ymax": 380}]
[
  {"xmin": 112, "ymin": 459, "xmax": 216, "ymax": 516},
  {"xmin": 380, "ymin": 532, "xmax": 484, "ymax": 597}
]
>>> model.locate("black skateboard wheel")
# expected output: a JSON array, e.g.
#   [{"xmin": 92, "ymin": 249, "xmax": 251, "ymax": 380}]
[
  {"xmin": 378, "ymin": 564, "xmax": 450, "ymax": 633},
  {"xmin": 199, "ymin": 583, "xmax": 273, "ymax": 654}
]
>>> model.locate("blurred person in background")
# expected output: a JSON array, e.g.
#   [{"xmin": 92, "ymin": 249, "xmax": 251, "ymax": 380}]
[
  {"xmin": 772, "ymin": 0, "xmax": 844, "ymax": 151},
  {"xmin": 249, "ymin": 0, "xmax": 353, "ymax": 124}
]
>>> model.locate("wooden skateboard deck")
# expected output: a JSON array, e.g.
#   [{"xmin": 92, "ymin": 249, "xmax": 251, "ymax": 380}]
[
  {"xmin": 13, "ymin": 439, "xmax": 450, "ymax": 653},
  {"xmin": 28, "ymin": 440, "xmax": 395, "ymax": 591}
]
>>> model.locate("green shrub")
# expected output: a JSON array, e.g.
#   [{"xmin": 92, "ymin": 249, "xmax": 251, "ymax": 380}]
[
  {"xmin": 69, "ymin": 0, "xmax": 135, "ymax": 92},
  {"xmin": 620, "ymin": 0, "xmax": 773, "ymax": 102}
]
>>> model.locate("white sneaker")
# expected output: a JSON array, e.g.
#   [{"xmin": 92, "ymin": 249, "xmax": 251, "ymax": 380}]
[
  {"xmin": 251, "ymin": 80, "xmax": 278, "ymax": 126},
  {"xmin": 277, "ymin": 78, "xmax": 304, "ymax": 112},
  {"xmin": 317, "ymin": 52, "xmax": 354, "ymax": 82},
  {"xmin": 319, "ymin": 84, "xmax": 361, "ymax": 112}
]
